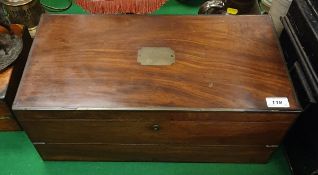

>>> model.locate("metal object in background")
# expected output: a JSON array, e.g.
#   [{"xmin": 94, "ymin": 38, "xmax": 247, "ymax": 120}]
[
  {"xmin": 41, "ymin": 0, "xmax": 72, "ymax": 12},
  {"xmin": 0, "ymin": 0, "xmax": 45, "ymax": 36},
  {"xmin": 226, "ymin": 0, "xmax": 255, "ymax": 13},
  {"xmin": 198, "ymin": 0, "xmax": 256, "ymax": 14},
  {"xmin": 0, "ymin": 3, "xmax": 10, "ymax": 26},
  {"xmin": 176, "ymin": 0, "xmax": 208, "ymax": 6},
  {"xmin": 198, "ymin": 0, "xmax": 226, "ymax": 14},
  {"xmin": 260, "ymin": 0, "xmax": 272, "ymax": 13},
  {"xmin": 0, "ymin": 25, "xmax": 23, "ymax": 71}
]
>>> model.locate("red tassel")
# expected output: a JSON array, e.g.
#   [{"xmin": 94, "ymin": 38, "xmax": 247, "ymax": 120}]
[{"xmin": 75, "ymin": 0, "xmax": 167, "ymax": 14}]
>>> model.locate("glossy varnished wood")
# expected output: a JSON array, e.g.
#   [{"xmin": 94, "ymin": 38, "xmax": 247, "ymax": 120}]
[
  {"xmin": 13, "ymin": 15, "xmax": 300, "ymax": 111},
  {"xmin": 15, "ymin": 110, "xmax": 296, "ymax": 122},
  {"xmin": 19, "ymin": 111, "xmax": 296, "ymax": 145},
  {"xmin": 21, "ymin": 119, "xmax": 293, "ymax": 145},
  {"xmin": 35, "ymin": 144, "xmax": 274, "ymax": 163}
]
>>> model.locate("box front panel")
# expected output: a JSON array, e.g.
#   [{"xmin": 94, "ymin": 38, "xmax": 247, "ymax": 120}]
[
  {"xmin": 16, "ymin": 111, "xmax": 297, "ymax": 151},
  {"xmin": 20, "ymin": 119, "xmax": 293, "ymax": 145}
]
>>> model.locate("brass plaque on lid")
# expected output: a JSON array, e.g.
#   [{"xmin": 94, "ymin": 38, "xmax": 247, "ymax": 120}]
[{"xmin": 137, "ymin": 47, "xmax": 175, "ymax": 66}]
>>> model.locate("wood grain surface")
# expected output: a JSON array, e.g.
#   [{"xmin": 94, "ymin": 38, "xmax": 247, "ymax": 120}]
[
  {"xmin": 13, "ymin": 15, "xmax": 300, "ymax": 111},
  {"xmin": 15, "ymin": 110, "xmax": 297, "ymax": 122},
  {"xmin": 18, "ymin": 111, "xmax": 297, "ymax": 145},
  {"xmin": 21, "ymin": 119, "xmax": 293, "ymax": 145},
  {"xmin": 35, "ymin": 144, "xmax": 274, "ymax": 163}
]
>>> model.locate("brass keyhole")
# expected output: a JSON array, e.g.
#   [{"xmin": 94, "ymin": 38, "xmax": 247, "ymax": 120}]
[{"xmin": 152, "ymin": 124, "xmax": 160, "ymax": 131}]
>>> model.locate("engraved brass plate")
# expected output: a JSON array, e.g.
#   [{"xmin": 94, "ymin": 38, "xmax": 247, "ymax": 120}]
[{"xmin": 137, "ymin": 47, "xmax": 175, "ymax": 66}]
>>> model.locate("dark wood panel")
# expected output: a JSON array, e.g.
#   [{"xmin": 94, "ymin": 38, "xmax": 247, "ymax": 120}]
[
  {"xmin": 15, "ymin": 110, "xmax": 297, "ymax": 122},
  {"xmin": 35, "ymin": 144, "xmax": 274, "ymax": 163},
  {"xmin": 21, "ymin": 119, "xmax": 293, "ymax": 145},
  {"xmin": 13, "ymin": 15, "xmax": 300, "ymax": 111}
]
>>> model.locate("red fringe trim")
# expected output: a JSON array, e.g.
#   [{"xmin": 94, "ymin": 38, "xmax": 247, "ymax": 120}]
[{"xmin": 75, "ymin": 0, "xmax": 167, "ymax": 14}]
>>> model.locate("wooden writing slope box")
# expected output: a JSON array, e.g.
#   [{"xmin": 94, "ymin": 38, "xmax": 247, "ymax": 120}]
[{"xmin": 13, "ymin": 15, "xmax": 300, "ymax": 163}]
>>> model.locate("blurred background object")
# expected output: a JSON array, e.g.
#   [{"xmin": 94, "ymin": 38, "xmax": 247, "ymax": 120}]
[
  {"xmin": 198, "ymin": 0, "xmax": 226, "ymax": 14},
  {"xmin": 0, "ymin": 24, "xmax": 23, "ymax": 71},
  {"xmin": 177, "ymin": 0, "xmax": 207, "ymax": 6},
  {"xmin": 259, "ymin": 0, "xmax": 272, "ymax": 13},
  {"xmin": 226, "ymin": 0, "xmax": 255, "ymax": 13},
  {"xmin": 269, "ymin": 0, "xmax": 293, "ymax": 34},
  {"xmin": 197, "ymin": 0, "xmax": 259, "ymax": 15},
  {"xmin": 75, "ymin": 0, "xmax": 168, "ymax": 14},
  {"xmin": 280, "ymin": 0, "xmax": 318, "ymax": 174},
  {"xmin": 0, "ymin": 24, "xmax": 31, "ymax": 131},
  {"xmin": 0, "ymin": 0, "xmax": 45, "ymax": 37},
  {"xmin": 0, "ymin": 0, "xmax": 72, "ymax": 37},
  {"xmin": 40, "ymin": 0, "xmax": 72, "ymax": 12},
  {"xmin": 0, "ymin": 3, "xmax": 10, "ymax": 26}
]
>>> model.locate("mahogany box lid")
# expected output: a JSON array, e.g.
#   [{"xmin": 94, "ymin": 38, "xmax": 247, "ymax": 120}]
[{"xmin": 13, "ymin": 15, "xmax": 300, "ymax": 112}]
